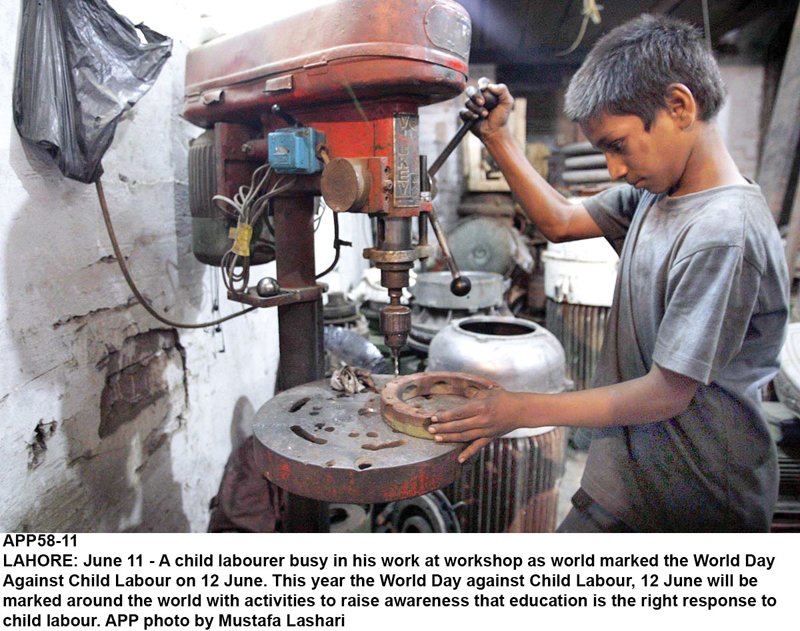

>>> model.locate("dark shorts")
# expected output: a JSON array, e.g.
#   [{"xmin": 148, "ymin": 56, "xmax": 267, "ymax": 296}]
[{"xmin": 556, "ymin": 488, "xmax": 634, "ymax": 533}]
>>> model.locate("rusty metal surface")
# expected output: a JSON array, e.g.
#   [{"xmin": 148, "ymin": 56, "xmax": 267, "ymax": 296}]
[
  {"xmin": 274, "ymin": 195, "xmax": 325, "ymax": 389},
  {"xmin": 271, "ymin": 194, "xmax": 327, "ymax": 529},
  {"xmin": 183, "ymin": 0, "xmax": 469, "ymax": 128},
  {"xmin": 362, "ymin": 247, "xmax": 423, "ymax": 264},
  {"xmin": 227, "ymin": 284, "xmax": 323, "ymax": 309},
  {"xmin": 545, "ymin": 299, "xmax": 608, "ymax": 391},
  {"xmin": 393, "ymin": 114, "xmax": 420, "ymax": 207},
  {"xmin": 320, "ymin": 158, "xmax": 370, "ymax": 212},
  {"xmin": 253, "ymin": 377, "xmax": 464, "ymax": 504},
  {"xmin": 381, "ymin": 371, "xmax": 501, "ymax": 439},
  {"xmin": 445, "ymin": 427, "xmax": 567, "ymax": 532}
]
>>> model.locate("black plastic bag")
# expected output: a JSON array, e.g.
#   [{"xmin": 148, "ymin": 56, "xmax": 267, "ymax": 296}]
[{"xmin": 13, "ymin": 0, "xmax": 173, "ymax": 184}]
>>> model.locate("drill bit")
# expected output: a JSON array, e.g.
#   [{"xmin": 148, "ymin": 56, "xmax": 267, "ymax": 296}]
[{"xmin": 392, "ymin": 349, "xmax": 400, "ymax": 378}]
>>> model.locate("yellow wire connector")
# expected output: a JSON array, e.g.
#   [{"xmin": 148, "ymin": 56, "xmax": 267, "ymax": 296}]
[{"xmin": 230, "ymin": 222, "xmax": 253, "ymax": 257}]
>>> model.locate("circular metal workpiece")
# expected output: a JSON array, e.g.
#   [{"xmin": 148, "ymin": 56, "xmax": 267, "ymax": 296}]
[
  {"xmin": 253, "ymin": 377, "xmax": 464, "ymax": 504},
  {"xmin": 381, "ymin": 371, "xmax": 502, "ymax": 439}
]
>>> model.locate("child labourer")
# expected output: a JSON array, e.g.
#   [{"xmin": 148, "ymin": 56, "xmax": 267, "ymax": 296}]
[{"xmin": 428, "ymin": 14, "xmax": 789, "ymax": 532}]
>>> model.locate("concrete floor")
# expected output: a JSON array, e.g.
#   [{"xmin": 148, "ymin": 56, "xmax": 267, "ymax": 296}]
[{"xmin": 556, "ymin": 445, "xmax": 588, "ymax": 526}]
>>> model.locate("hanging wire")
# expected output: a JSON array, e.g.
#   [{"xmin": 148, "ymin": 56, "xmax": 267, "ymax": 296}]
[
  {"xmin": 219, "ymin": 171, "xmax": 296, "ymax": 294},
  {"xmin": 316, "ymin": 211, "xmax": 346, "ymax": 279},
  {"xmin": 209, "ymin": 266, "xmax": 226, "ymax": 352},
  {"xmin": 313, "ymin": 197, "xmax": 326, "ymax": 232},
  {"xmin": 556, "ymin": 0, "xmax": 603, "ymax": 57},
  {"xmin": 95, "ymin": 179, "xmax": 257, "ymax": 329}
]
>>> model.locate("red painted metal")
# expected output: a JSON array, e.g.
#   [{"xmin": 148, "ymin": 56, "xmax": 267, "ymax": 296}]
[
  {"xmin": 252, "ymin": 377, "xmax": 465, "ymax": 504},
  {"xmin": 183, "ymin": 0, "xmax": 469, "ymax": 128},
  {"xmin": 182, "ymin": 0, "xmax": 469, "ymax": 220}
]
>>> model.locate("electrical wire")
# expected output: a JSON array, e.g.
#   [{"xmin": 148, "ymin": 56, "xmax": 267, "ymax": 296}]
[
  {"xmin": 314, "ymin": 199, "xmax": 326, "ymax": 232},
  {"xmin": 316, "ymin": 211, "xmax": 342, "ymax": 279},
  {"xmin": 556, "ymin": 0, "xmax": 603, "ymax": 57},
  {"xmin": 218, "ymin": 170, "xmax": 295, "ymax": 294},
  {"xmin": 95, "ymin": 178, "xmax": 257, "ymax": 329}
]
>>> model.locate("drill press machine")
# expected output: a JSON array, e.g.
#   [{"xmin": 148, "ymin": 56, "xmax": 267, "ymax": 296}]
[{"xmin": 182, "ymin": 0, "xmax": 478, "ymax": 521}]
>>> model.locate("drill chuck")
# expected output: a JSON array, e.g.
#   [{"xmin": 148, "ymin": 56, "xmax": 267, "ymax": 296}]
[{"xmin": 380, "ymin": 303, "xmax": 411, "ymax": 352}]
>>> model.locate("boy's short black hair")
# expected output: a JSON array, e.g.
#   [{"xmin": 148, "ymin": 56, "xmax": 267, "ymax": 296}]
[{"xmin": 564, "ymin": 13, "xmax": 726, "ymax": 129}]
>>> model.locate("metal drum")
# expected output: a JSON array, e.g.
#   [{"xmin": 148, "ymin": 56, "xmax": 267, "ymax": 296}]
[
  {"xmin": 409, "ymin": 271, "xmax": 509, "ymax": 354},
  {"xmin": 542, "ymin": 237, "xmax": 618, "ymax": 391},
  {"xmin": 428, "ymin": 316, "xmax": 569, "ymax": 532}
]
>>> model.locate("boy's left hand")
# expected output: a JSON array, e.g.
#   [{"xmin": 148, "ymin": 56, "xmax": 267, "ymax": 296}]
[{"xmin": 428, "ymin": 391, "xmax": 520, "ymax": 463}]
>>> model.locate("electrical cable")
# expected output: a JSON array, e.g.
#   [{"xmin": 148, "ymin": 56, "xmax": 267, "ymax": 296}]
[
  {"xmin": 556, "ymin": 14, "xmax": 590, "ymax": 57},
  {"xmin": 220, "ymin": 174, "xmax": 295, "ymax": 294},
  {"xmin": 95, "ymin": 178, "xmax": 257, "ymax": 329},
  {"xmin": 556, "ymin": 0, "xmax": 603, "ymax": 57},
  {"xmin": 313, "ymin": 197, "xmax": 326, "ymax": 232},
  {"xmin": 316, "ymin": 211, "xmax": 343, "ymax": 279}
]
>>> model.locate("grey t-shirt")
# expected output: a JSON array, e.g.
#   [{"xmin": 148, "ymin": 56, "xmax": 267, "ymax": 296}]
[{"xmin": 581, "ymin": 183, "xmax": 789, "ymax": 532}]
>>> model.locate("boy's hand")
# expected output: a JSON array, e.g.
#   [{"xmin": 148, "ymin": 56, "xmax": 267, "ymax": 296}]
[
  {"xmin": 428, "ymin": 390, "xmax": 521, "ymax": 463},
  {"xmin": 460, "ymin": 78, "xmax": 514, "ymax": 141}
]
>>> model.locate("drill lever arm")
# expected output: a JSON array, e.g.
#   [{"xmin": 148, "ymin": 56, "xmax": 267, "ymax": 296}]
[
  {"xmin": 427, "ymin": 88, "xmax": 499, "ymax": 180},
  {"xmin": 271, "ymin": 104, "xmax": 301, "ymax": 127},
  {"xmin": 423, "ymin": 87, "xmax": 499, "ymax": 297}
]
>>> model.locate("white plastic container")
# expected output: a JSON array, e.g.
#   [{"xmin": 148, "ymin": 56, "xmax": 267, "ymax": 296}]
[{"xmin": 541, "ymin": 237, "xmax": 618, "ymax": 307}]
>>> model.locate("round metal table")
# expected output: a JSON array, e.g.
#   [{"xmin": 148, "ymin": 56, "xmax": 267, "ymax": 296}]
[{"xmin": 253, "ymin": 376, "xmax": 463, "ymax": 504}]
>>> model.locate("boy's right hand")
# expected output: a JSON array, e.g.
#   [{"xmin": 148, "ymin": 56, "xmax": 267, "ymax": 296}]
[{"xmin": 461, "ymin": 78, "xmax": 514, "ymax": 141}]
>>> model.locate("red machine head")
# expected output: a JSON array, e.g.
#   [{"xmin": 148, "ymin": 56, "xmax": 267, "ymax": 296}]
[{"xmin": 183, "ymin": 0, "xmax": 472, "ymax": 368}]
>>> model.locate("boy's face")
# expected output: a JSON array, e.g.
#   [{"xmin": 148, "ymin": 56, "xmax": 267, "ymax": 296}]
[{"xmin": 582, "ymin": 110, "xmax": 692, "ymax": 195}]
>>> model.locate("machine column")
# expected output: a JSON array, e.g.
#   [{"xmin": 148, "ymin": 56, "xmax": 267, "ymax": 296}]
[{"xmin": 273, "ymin": 194, "xmax": 328, "ymax": 532}]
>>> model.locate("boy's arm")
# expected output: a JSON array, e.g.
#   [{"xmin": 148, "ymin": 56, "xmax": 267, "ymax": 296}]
[
  {"xmin": 428, "ymin": 363, "xmax": 699, "ymax": 462},
  {"xmin": 465, "ymin": 82, "xmax": 603, "ymax": 243}
]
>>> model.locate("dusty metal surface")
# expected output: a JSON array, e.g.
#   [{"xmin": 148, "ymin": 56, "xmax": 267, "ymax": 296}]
[
  {"xmin": 445, "ymin": 427, "xmax": 567, "ymax": 533},
  {"xmin": 253, "ymin": 376, "xmax": 464, "ymax": 504},
  {"xmin": 546, "ymin": 300, "xmax": 608, "ymax": 391},
  {"xmin": 183, "ymin": 0, "xmax": 469, "ymax": 128},
  {"xmin": 381, "ymin": 371, "xmax": 501, "ymax": 439}
]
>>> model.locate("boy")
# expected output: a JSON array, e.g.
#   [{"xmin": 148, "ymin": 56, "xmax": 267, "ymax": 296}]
[{"xmin": 428, "ymin": 14, "xmax": 789, "ymax": 532}]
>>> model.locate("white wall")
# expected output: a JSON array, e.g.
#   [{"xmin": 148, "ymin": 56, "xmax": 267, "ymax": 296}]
[
  {"xmin": 0, "ymin": 0, "xmax": 291, "ymax": 532},
  {"xmin": 718, "ymin": 59, "xmax": 765, "ymax": 181}
]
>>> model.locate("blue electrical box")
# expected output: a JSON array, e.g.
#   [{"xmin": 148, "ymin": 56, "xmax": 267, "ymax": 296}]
[{"xmin": 268, "ymin": 127, "xmax": 325, "ymax": 174}]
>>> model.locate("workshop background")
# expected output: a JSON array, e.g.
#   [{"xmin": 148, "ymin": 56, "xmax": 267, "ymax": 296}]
[{"xmin": 1, "ymin": 0, "xmax": 799, "ymax": 532}]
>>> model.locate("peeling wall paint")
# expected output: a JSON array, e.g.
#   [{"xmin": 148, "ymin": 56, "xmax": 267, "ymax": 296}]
[{"xmin": 98, "ymin": 329, "xmax": 187, "ymax": 439}]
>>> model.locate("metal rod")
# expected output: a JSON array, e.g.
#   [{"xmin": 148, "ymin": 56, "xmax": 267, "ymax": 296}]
[
  {"xmin": 427, "ymin": 206, "xmax": 460, "ymax": 278},
  {"xmin": 427, "ymin": 89, "xmax": 498, "ymax": 180},
  {"xmin": 422, "ymin": 89, "xmax": 498, "ymax": 297},
  {"xmin": 427, "ymin": 121, "xmax": 474, "ymax": 179}
]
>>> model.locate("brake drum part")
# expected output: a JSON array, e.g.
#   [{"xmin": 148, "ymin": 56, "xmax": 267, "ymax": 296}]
[{"xmin": 380, "ymin": 371, "xmax": 502, "ymax": 439}]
